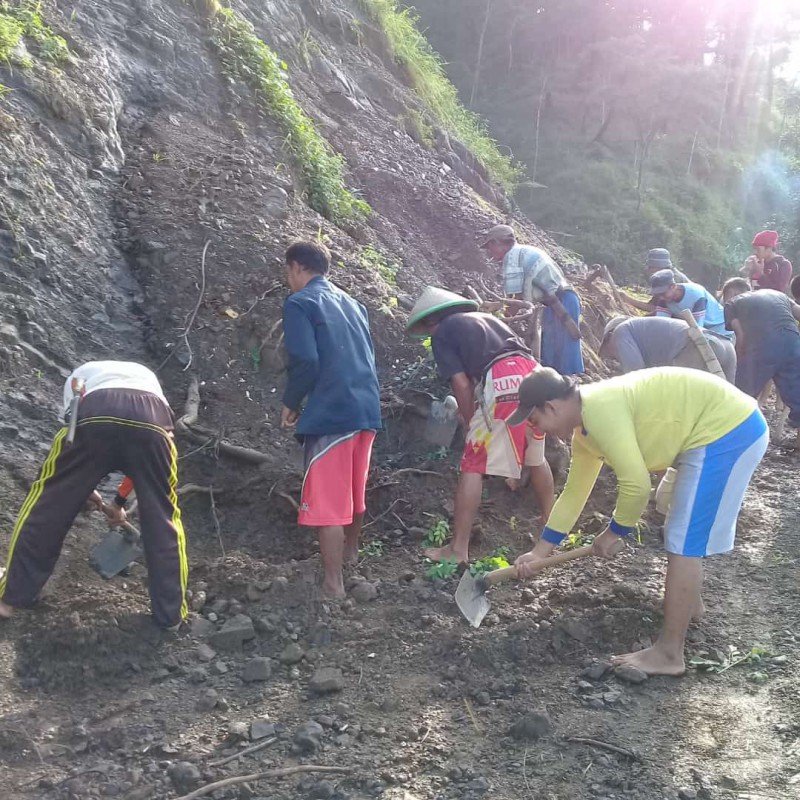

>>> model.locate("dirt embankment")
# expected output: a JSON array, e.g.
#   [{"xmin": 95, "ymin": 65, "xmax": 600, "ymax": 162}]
[{"xmin": 1, "ymin": 1, "xmax": 799, "ymax": 799}]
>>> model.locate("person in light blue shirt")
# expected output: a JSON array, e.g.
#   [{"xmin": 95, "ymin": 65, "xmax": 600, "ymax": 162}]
[
  {"xmin": 480, "ymin": 224, "xmax": 584, "ymax": 375},
  {"xmin": 649, "ymin": 270, "xmax": 733, "ymax": 339}
]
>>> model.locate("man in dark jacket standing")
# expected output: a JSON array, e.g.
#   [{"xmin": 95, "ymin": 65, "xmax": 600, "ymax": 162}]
[{"xmin": 281, "ymin": 241, "xmax": 382, "ymax": 598}]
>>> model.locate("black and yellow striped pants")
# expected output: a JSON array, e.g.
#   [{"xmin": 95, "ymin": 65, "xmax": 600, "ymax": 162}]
[{"xmin": 0, "ymin": 389, "xmax": 188, "ymax": 627}]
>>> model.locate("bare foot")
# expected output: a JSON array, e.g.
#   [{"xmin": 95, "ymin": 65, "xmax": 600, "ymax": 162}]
[
  {"xmin": 321, "ymin": 579, "xmax": 346, "ymax": 599},
  {"xmin": 0, "ymin": 600, "xmax": 14, "ymax": 620},
  {"xmin": 424, "ymin": 544, "xmax": 468, "ymax": 565},
  {"xmin": 611, "ymin": 645, "xmax": 685, "ymax": 676}
]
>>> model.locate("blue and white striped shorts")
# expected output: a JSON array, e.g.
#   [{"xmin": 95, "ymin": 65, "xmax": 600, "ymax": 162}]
[{"xmin": 664, "ymin": 410, "xmax": 768, "ymax": 557}]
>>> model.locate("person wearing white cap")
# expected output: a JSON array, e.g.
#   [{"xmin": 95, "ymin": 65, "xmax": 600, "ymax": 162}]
[
  {"xmin": 480, "ymin": 225, "xmax": 584, "ymax": 376},
  {"xmin": 406, "ymin": 287, "xmax": 555, "ymax": 565},
  {"xmin": 600, "ymin": 315, "xmax": 735, "ymax": 382}
]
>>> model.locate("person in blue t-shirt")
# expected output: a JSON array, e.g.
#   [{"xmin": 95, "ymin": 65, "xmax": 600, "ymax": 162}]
[
  {"xmin": 281, "ymin": 241, "xmax": 382, "ymax": 598},
  {"xmin": 649, "ymin": 270, "xmax": 733, "ymax": 339}
]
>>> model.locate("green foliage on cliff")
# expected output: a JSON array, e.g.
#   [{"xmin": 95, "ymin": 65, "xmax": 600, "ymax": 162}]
[
  {"xmin": 357, "ymin": 0, "xmax": 520, "ymax": 191},
  {"xmin": 206, "ymin": 5, "xmax": 370, "ymax": 224}
]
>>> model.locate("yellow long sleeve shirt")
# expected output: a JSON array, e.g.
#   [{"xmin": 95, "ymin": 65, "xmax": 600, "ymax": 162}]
[{"xmin": 542, "ymin": 368, "xmax": 758, "ymax": 542}]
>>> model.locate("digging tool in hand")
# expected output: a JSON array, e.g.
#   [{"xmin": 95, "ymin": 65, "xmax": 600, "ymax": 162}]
[
  {"xmin": 89, "ymin": 501, "xmax": 143, "ymax": 579},
  {"xmin": 455, "ymin": 545, "xmax": 594, "ymax": 628}
]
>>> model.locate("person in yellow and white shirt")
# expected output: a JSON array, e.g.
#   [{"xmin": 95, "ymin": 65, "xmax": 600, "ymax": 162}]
[{"xmin": 507, "ymin": 367, "xmax": 768, "ymax": 677}]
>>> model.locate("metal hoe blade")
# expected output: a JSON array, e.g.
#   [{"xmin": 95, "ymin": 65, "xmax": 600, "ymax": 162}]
[
  {"xmin": 455, "ymin": 570, "xmax": 491, "ymax": 628},
  {"xmin": 90, "ymin": 528, "xmax": 143, "ymax": 579}
]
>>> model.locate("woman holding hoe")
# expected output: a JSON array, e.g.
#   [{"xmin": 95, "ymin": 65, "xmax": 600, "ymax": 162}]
[{"xmin": 508, "ymin": 367, "xmax": 768, "ymax": 676}]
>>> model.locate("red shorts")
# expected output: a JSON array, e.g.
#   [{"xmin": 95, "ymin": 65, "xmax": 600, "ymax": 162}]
[
  {"xmin": 299, "ymin": 430, "xmax": 376, "ymax": 527},
  {"xmin": 461, "ymin": 354, "xmax": 545, "ymax": 479}
]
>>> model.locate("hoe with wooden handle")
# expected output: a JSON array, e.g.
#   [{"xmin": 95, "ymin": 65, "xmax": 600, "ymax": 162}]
[{"xmin": 455, "ymin": 544, "xmax": 594, "ymax": 628}]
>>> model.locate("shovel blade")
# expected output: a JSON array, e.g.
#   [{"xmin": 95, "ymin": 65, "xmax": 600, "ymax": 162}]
[
  {"xmin": 455, "ymin": 570, "xmax": 491, "ymax": 628},
  {"xmin": 90, "ymin": 529, "xmax": 143, "ymax": 579},
  {"xmin": 423, "ymin": 400, "xmax": 458, "ymax": 448}
]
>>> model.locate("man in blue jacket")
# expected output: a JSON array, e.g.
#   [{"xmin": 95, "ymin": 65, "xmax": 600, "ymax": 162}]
[{"xmin": 281, "ymin": 241, "xmax": 382, "ymax": 598}]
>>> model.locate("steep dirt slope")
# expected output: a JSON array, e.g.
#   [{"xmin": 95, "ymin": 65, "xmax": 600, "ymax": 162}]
[{"xmin": 1, "ymin": 2, "xmax": 799, "ymax": 800}]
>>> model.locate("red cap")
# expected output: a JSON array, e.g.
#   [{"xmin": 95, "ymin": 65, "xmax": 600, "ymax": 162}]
[{"xmin": 752, "ymin": 230, "xmax": 779, "ymax": 248}]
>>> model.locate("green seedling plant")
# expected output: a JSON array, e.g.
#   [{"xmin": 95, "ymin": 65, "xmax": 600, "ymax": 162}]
[
  {"xmin": 563, "ymin": 529, "xmax": 592, "ymax": 550},
  {"xmin": 424, "ymin": 557, "xmax": 458, "ymax": 581},
  {"xmin": 0, "ymin": 1, "xmax": 70, "ymax": 64},
  {"xmin": 422, "ymin": 517, "xmax": 449, "ymax": 548},
  {"xmin": 689, "ymin": 645, "xmax": 773, "ymax": 675},
  {"xmin": 359, "ymin": 540, "xmax": 385, "ymax": 559},
  {"xmin": 469, "ymin": 546, "xmax": 511, "ymax": 576}
]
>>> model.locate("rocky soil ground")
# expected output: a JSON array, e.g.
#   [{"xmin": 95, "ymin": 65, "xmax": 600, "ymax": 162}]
[{"xmin": 2, "ymin": 1, "xmax": 800, "ymax": 799}]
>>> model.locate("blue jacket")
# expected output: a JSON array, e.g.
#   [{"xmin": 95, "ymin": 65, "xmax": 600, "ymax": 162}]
[{"xmin": 282, "ymin": 276, "xmax": 382, "ymax": 436}]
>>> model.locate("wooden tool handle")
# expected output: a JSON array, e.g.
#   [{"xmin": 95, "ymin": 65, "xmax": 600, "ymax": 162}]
[
  {"xmin": 677, "ymin": 309, "xmax": 726, "ymax": 379},
  {"xmin": 99, "ymin": 501, "xmax": 141, "ymax": 540},
  {"xmin": 484, "ymin": 544, "xmax": 594, "ymax": 586}
]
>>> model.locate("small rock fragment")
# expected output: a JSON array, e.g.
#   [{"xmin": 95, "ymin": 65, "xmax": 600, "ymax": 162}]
[
  {"xmin": 211, "ymin": 614, "xmax": 256, "ymax": 650},
  {"xmin": 279, "ymin": 643, "xmax": 305, "ymax": 664},
  {"xmin": 168, "ymin": 762, "xmax": 201, "ymax": 792},
  {"xmin": 309, "ymin": 667, "xmax": 344, "ymax": 694},
  {"xmin": 242, "ymin": 657, "xmax": 273, "ymax": 682},
  {"xmin": 250, "ymin": 719, "xmax": 276, "ymax": 740},
  {"xmin": 294, "ymin": 720, "xmax": 324, "ymax": 753},
  {"xmin": 582, "ymin": 660, "xmax": 612, "ymax": 681},
  {"xmin": 510, "ymin": 711, "xmax": 552, "ymax": 740},
  {"xmin": 350, "ymin": 581, "xmax": 378, "ymax": 603},
  {"xmin": 614, "ymin": 665, "xmax": 649, "ymax": 685},
  {"xmin": 190, "ymin": 591, "xmax": 207, "ymax": 612},
  {"xmin": 196, "ymin": 644, "xmax": 216, "ymax": 663},
  {"xmin": 190, "ymin": 616, "xmax": 215, "ymax": 639},
  {"xmin": 195, "ymin": 688, "xmax": 219, "ymax": 712}
]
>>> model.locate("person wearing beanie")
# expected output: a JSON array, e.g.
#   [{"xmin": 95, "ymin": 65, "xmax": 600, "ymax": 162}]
[
  {"xmin": 721, "ymin": 277, "xmax": 800, "ymax": 448},
  {"xmin": 508, "ymin": 367, "xmax": 768, "ymax": 676},
  {"xmin": 600, "ymin": 315, "xmax": 735, "ymax": 382},
  {"xmin": 480, "ymin": 224, "xmax": 584, "ymax": 376},
  {"xmin": 740, "ymin": 231, "xmax": 792, "ymax": 293},
  {"xmin": 617, "ymin": 248, "xmax": 689, "ymax": 313},
  {"xmin": 406, "ymin": 287, "xmax": 555, "ymax": 565},
  {"xmin": 648, "ymin": 270, "xmax": 733, "ymax": 339}
]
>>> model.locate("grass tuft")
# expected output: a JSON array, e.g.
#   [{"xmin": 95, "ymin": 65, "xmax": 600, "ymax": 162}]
[
  {"xmin": 357, "ymin": 0, "xmax": 520, "ymax": 191},
  {"xmin": 205, "ymin": 6, "xmax": 370, "ymax": 225},
  {"xmin": 0, "ymin": 1, "xmax": 70, "ymax": 64}
]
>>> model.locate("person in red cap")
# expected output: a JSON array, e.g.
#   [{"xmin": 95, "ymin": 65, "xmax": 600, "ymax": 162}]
[{"xmin": 740, "ymin": 231, "xmax": 792, "ymax": 293}]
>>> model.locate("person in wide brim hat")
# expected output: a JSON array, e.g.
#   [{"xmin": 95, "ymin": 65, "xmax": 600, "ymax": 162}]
[
  {"xmin": 403, "ymin": 285, "xmax": 555, "ymax": 566},
  {"xmin": 405, "ymin": 286, "xmax": 479, "ymax": 335}
]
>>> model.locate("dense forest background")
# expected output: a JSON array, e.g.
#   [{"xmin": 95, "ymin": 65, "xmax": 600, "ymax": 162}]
[{"xmin": 411, "ymin": 0, "xmax": 800, "ymax": 285}]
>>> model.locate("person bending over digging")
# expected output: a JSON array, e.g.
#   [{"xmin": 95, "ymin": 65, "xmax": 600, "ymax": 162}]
[
  {"xmin": 510, "ymin": 367, "xmax": 768, "ymax": 676},
  {"xmin": 721, "ymin": 278, "xmax": 800, "ymax": 448},
  {"xmin": 406, "ymin": 286, "xmax": 555, "ymax": 565},
  {"xmin": 281, "ymin": 241, "xmax": 382, "ymax": 598},
  {"xmin": 0, "ymin": 361, "xmax": 188, "ymax": 629}
]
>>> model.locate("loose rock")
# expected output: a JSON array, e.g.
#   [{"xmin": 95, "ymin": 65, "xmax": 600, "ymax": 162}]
[
  {"xmin": 309, "ymin": 667, "xmax": 345, "ymax": 694},
  {"xmin": 510, "ymin": 711, "xmax": 552, "ymax": 740},
  {"xmin": 211, "ymin": 614, "xmax": 256, "ymax": 650},
  {"xmin": 582, "ymin": 661, "xmax": 612, "ymax": 681},
  {"xmin": 614, "ymin": 665, "xmax": 649, "ymax": 685},
  {"xmin": 242, "ymin": 657, "xmax": 273, "ymax": 682},
  {"xmin": 350, "ymin": 581, "xmax": 378, "ymax": 603},
  {"xmin": 196, "ymin": 644, "xmax": 216, "ymax": 663},
  {"xmin": 250, "ymin": 719, "xmax": 276, "ymax": 740},
  {"xmin": 195, "ymin": 688, "xmax": 219, "ymax": 712},
  {"xmin": 168, "ymin": 762, "xmax": 201, "ymax": 792},
  {"xmin": 190, "ymin": 616, "xmax": 215, "ymax": 639},
  {"xmin": 279, "ymin": 643, "xmax": 305, "ymax": 664},
  {"xmin": 294, "ymin": 720, "xmax": 324, "ymax": 753}
]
